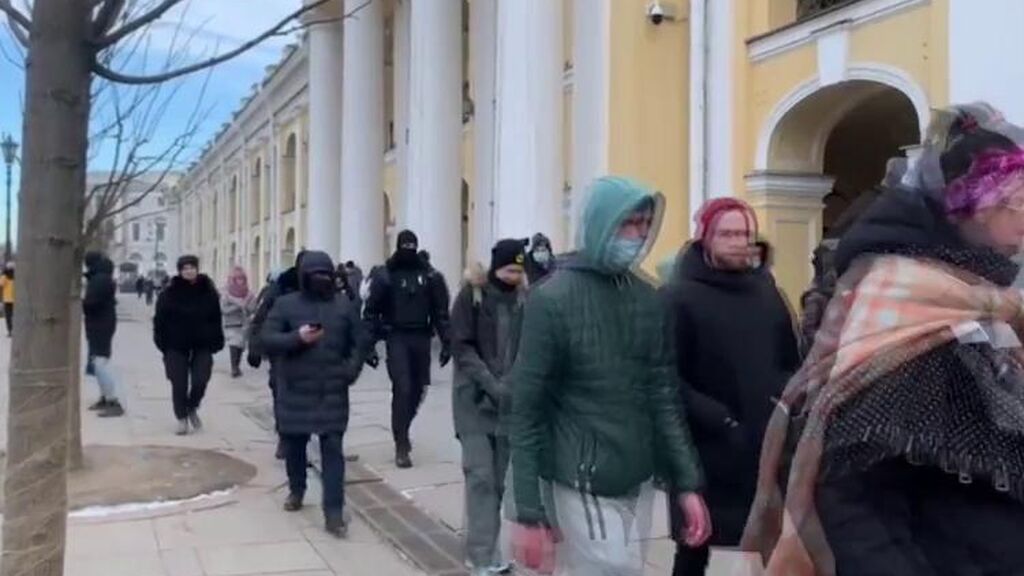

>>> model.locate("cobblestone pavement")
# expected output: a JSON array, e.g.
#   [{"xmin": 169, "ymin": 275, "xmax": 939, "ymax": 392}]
[{"xmin": 0, "ymin": 296, "xmax": 758, "ymax": 575}]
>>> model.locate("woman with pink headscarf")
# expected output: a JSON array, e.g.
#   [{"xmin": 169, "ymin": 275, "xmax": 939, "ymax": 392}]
[{"xmin": 222, "ymin": 266, "xmax": 255, "ymax": 378}]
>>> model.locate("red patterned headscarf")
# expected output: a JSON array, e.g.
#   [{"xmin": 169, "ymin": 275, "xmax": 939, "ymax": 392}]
[
  {"xmin": 945, "ymin": 148, "xmax": 1024, "ymax": 219},
  {"xmin": 694, "ymin": 197, "xmax": 759, "ymax": 242}
]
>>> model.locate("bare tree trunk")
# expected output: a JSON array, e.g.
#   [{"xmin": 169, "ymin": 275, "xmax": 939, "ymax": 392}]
[
  {"xmin": 2, "ymin": 1, "xmax": 93, "ymax": 574},
  {"xmin": 68, "ymin": 269, "xmax": 85, "ymax": 471}
]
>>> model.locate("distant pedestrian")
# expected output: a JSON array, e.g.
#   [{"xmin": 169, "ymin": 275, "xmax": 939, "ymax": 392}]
[
  {"xmin": 135, "ymin": 276, "xmax": 145, "ymax": 299},
  {"xmin": 83, "ymin": 252, "xmax": 124, "ymax": 417},
  {"xmin": 525, "ymin": 232, "xmax": 554, "ymax": 284},
  {"xmin": 261, "ymin": 251, "xmax": 367, "ymax": 538},
  {"xmin": 451, "ymin": 238, "xmax": 528, "ymax": 576},
  {"xmin": 0, "ymin": 262, "xmax": 14, "ymax": 336},
  {"xmin": 663, "ymin": 198, "xmax": 799, "ymax": 576},
  {"xmin": 154, "ymin": 255, "xmax": 224, "ymax": 435},
  {"xmin": 144, "ymin": 277, "xmax": 155, "ymax": 306},
  {"xmin": 344, "ymin": 261, "xmax": 363, "ymax": 299},
  {"xmin": 222, "ymin": 266, "xmax": 255, "ymax": 378},
  {"xmin": 364, "ymin": 230, "xmax": 452, "ymax": 468}
]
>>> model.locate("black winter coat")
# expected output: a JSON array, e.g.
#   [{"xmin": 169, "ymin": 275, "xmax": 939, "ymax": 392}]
[
  {"xmin": 153, "ymin": 275, "xmax": 224, "ymax": 353},
  {"xmin": 248, "ymin": 267, "xmax": 300, "ymax": 358},
  {"xmin": 813, "ymin": 187, "xmax": 1024, "ymax": 575},
  {"xmin": 664, "ymin": 242, "xmax": 799, "ymax": 545},
  {"xmin": 363, "ymin": 254, "xmax": 451, "ymax": 346},
  {"xmin": 260, "ymin": 251, "xmax": 367, "ymax": 434},
  {"xmin": 83, "ymin": 255, "xmax": 117, "ymax": 358}
]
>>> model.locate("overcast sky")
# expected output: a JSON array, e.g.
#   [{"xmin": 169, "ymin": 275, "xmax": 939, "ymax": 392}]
[{"xmin": 0, "ymin": 0, "xmax": 305, "ymax": 243}]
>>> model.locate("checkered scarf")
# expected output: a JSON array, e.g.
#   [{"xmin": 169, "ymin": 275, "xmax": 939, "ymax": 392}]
[{"xmin": 741, "ymin": 255, "xmax": 1024, "ymax": 576}]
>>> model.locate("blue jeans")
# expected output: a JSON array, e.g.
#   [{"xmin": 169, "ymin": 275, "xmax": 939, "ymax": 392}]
[
  {"xmin": 282, "ymin": 432, "xmax": 346, "ymax": 514},
  {"xmin": 91, "ymin": 356, "xmax": 119, "ymax": 401}
]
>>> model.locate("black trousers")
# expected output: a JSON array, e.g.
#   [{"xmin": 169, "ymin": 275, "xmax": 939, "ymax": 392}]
[
  {"xmin": 3, "ymin": 302, "xmax": 12, "ymax": 335},
  {"xmin": 282, "ymin": 431, "xmax": 346, "ymax": 514},
  {"xmin": 163, "ymin": 349, "xmax": 213, "ymax": 420},
  {"xmin": 386, "ymin": 331, "xmax": 432, "ymax": 450},
  {"xmin": 673, "ymin": 544, "xmax": 710, "ymax": 576},
  {"xmin": 229, "ymin": 346, "xmax": 243, "ymax": 372}
]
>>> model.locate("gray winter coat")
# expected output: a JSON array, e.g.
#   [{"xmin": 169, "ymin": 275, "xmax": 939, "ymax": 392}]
[
  {"xmin": 260, "ymin": 251, "xmax": 367, "ymax": 434},
  {"xmin": 451, "ymin": 277, "xmax": 525, "ymax": 437}
]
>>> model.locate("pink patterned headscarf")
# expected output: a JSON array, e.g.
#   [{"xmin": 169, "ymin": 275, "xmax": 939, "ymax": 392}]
[
  {"xmin": 945, "ymin": 148, "xmax": 1024, "ymax": 218},
  {"xmin": 226, "ymin": 266, "xmax": 250, "ymax": 299}
]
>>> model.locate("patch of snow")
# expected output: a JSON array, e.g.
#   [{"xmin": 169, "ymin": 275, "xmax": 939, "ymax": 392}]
[{"xmin": 69, "ymin": 488, "xmax": 235, "ymax": 519}]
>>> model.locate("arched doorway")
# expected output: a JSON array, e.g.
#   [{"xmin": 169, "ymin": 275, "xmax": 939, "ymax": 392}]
[
  {"xmin": 281, "ymin": 135, "xmax": 298, "ymax": 214},
  {"xmin": 753, "ymin": 75, "xmax": 925, "ymax": 299},
  {"xmin": 251, "ymin": 236, "xmax": 261, "ymax": 282}
]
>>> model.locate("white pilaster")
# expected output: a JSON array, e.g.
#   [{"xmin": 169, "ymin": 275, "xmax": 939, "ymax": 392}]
[
  {"xmin": 572, "ymin": 0, "xmax": 610, "ymax": 248},
  {"xmin": 305, "ymin": 6, "xmax": 343, "ymax": 256},
  {"xmin": 470, "ymin": 0, "xmax": 498, "ymax": 262},
  {"xmin": 340, "ymin": 0, "xmax": 385, "ymax": 268},
  {"xmin": 393, "ymin": 0, "xmax": 411, "ymax": 233},
  {"xmin": 493, "ymin": 0, "xmax": 564, "ymax": 250},
  {"xmin": 405, "ymin": 0, "xmax": 463, "ymax": 285}
]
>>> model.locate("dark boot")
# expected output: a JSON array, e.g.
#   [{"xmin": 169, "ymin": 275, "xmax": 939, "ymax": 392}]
[
  {"xmin": 395, "ymin": 446, "xmax": 413, "ymax": 469},
  {"xmin": 88, "ymin": 398, "xmax": 109, "ymax": 411},
  {"xmin": 325, "ymin": 512, "xmax": 348, "ymax": 538},
  {"xmin": 283, "ymin": 493, "xmax": 304, "ymax": 512},
  {"xmin": 98, "ymin": 400, "xmax": 125, "ymax": 418},
  {"xmin": 229, "ymin": 347, "xmax": 243, "ymax": 378},
  {"xmin": 275, "ymin": 438, "xmax": 286, "ymax": 460}
]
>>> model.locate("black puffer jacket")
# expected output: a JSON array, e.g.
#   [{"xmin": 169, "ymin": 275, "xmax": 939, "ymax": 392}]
[
  {"xmin": 153, "ymin": 275, "xmax": 224, "ymax": 353},
  {"xmin": 664, "ymin": 241, "xmax": 799, "ymax": 545},
  {"xmin": 260, "ymin": 251, "xmax": 367, "ymax": 434},
  {"xmin": 83, "ymin": 253, "xmax": 118, "ymax": 358}
]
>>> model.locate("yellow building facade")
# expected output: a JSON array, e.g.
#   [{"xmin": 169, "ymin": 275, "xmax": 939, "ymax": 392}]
[{"xmin": 178, "ymin": 0, "xmax": 1020, "ymax": 301}]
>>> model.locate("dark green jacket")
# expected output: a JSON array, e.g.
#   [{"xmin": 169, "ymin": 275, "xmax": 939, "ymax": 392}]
[{"xmin": 509, "ymin": 176, "xmax": 704, "ymax": 526}]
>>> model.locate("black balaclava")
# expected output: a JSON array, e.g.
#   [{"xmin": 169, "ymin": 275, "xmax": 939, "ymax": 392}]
[
  {"xmin": 300, "ymin": 251, "xmax": 337, "ymax": 301},
  {"xmin": 393, "ymin": 229, "xmax": 420, "ymax": 268},
  {"xmin": 489, "ymin": 238, "xmax": 528, "ymax": 292}
]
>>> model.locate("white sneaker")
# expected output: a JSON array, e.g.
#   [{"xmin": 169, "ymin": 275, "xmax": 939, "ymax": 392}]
[
  {"xmin": 488, "ymin": 562, "xmax": 514, "ymax": 574},
  {"xmin": 175, "ymin": 419, "xmax": 189, "ymax": 436}
]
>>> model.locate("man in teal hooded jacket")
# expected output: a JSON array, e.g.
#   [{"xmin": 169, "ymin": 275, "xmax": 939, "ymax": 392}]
[{"xmin": 509, "ymin": 177, "xmax": 711, "ymax": 575}]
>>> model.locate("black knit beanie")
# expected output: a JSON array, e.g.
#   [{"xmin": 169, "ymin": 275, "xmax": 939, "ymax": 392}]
[
  {"xmin": 397, "ymin": 230, "xmax": 418, "ymax": 251},
  {"xmin": 177, "ymin": 254, "xmax": 199, "ymax": 272},
  {"xmin": 491, "ymin": 238, "xmax": 528, "ymax": 272}
]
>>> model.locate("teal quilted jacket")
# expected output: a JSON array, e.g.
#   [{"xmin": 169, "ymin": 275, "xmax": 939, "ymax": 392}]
[{"xmin": 509, "ymin": 176, "xmax": 704, "ymax": 526}]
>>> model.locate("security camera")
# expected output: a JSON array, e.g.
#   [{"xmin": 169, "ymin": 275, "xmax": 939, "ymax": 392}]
[{"xmin": 646, "ymin": 0, "xmax": 677, "ymax": 25}]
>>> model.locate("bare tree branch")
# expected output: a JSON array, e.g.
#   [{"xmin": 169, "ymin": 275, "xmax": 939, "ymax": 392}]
[
  {"xmin": 94, "ymin": 0, "xmax": 186, "ymax": 47},
  {"xmin": 0, "ymin": 0, "xmax": 32, "ymax": 34},
  {"xmin": 6, "ymin": 16, "xmax": 27, "ymax": 48},
  {"xmin": 92, "ymin": 0, "xmax": 370, "ymax": 85},
  {"xmin": 92, "ymin": 0, "xmax": 127, "ymax": 39}
]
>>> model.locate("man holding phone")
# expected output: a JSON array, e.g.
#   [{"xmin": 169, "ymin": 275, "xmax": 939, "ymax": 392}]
[{"xmin": 261, "ymin": 251, "xmax": 368, "ymax": 538}]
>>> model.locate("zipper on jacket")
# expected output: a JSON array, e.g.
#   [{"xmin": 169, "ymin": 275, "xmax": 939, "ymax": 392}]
[
  {"xmin": 586, "ymin": 433, "xmax": 607, "ymax": 540},
  {"xmin": 576, "ymin": 434, "xmax": 596, "ymax": 541}
]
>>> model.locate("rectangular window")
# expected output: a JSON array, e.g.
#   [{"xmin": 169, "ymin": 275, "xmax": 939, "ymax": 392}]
[
  {"xmin": 156, "ymin": 223, "xmax": 166, "ymax": 242},
  {"xmin": 131, "ymin": 222, "xmax": 141, "ymax": 242}
]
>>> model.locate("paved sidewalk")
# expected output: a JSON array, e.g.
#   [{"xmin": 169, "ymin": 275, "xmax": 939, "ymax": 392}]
[{"xmin": 0, "ymin": 296, "xmax": 756, "ymax": 576}]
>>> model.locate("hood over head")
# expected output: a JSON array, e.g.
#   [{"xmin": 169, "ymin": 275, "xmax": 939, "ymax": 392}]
[
  {"xmin": 574, "ymin": 176, "xmax": 664, "ymax": 274},
  {"xmin": 299, "ymin": 250, "xmax": 335, "ymax": 277},
  {"xmin": 84, "ymin": 252, "xmax": 113, "ymax": 276}
]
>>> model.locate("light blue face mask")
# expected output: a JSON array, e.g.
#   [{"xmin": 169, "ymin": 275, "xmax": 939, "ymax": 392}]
[
  {"xmin": 533, "ymin": 249, "xmax": 551, "ymax": 265},
  {"xmin": 606, "ymin": 238, "xmax": 644, "ymax": 271}
]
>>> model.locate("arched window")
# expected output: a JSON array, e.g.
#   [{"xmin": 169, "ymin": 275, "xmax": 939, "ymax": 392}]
[
  {"xmin": 282, "ymin": 228, "xmax": 296, "ymax": 267},
  {"xmin": 229, "ymin": 176, "xmax": 239, "ymax": 231},
  {"xmin": 281, "ymin": 134, "xmax": 297, "ymax": 214},
  {"xmin": 251, "ymin": 236, "xmax": 261, "ymax": 282},
  {"xmin": 250, "ymin": 158, "xmax": 262, "ymax": 225}
]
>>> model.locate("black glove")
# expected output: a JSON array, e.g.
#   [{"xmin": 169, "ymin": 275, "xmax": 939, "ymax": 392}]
[
  {"xmin": 439, "ymin": 346, "xmax": 452, "ymax": 368},
  {"xmin": 247, "ymin": 352, "xmax": 262, "ymax": 369},
  {"xmin": 366, "ymin": 350, "xmax": 380, "ymax": 369}
]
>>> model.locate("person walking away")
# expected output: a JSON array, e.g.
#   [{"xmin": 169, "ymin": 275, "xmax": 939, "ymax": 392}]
[
  {"xmin": 344, "ymin": 261, "xmax": 363, "ymax": 298},
  {"xmin": 260, "ymin": 251, "xmax": 366, "ymax": 538},
  {"xmin": 663, "ymin": 198, "xmax": 799, "ymax": 576},
  {"xmin": 525, "ymin": 233, "xmax": 554, "ymax": 284},
  {"xmin": 83, "ymin": 252, "xmax": 125, "ymax": 417},
  {"xmin": 743, "ymin": 102, "xmax": 1024, "ymax": 576},
  {"xmin": 509, "ymin": 176, "xmax": 711, "ymax": 576},
  {"xmin": 222, "ymin": 266, "xmax": 255, "ymax": 378},
  {"xmin": 452, "ymin": 239, "xmax": 529, "ymax": 576},
  {"xmin": 0, "ymin": 262, "xmax": 14, "ymax": 336},
  {"xmin": 364, "ymin": 230, "xmax": 452, "ymax": 468},
  {"xmin": 136, "ymin": 276, "xmax": 145, "ymax": 299},
  {"xmin": 154, "ymin": 255, "xmax": 224, "ymax": 435}
]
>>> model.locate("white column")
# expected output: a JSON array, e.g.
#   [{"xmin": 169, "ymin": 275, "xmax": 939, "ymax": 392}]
[
  {"xmin": 340, "ymin": 0, "xmax": 385, "ymax": 268},
  {"xmin": 305, "ymin": 3, "xmax": 343, "ymax": 256},
  {"xmin": 572, "ymin": 0, "xmax": 611, "ymax": 248},
  {"xmin": 405, "ymin": 0, "xmax": 463, "ymax": 285},
  {"xmin": 393, "ymin": 0, "xmax": 411, "ymax": 232},
  {"xmin": 493, "ymin": 0, "xmax": 564, "ymax": 250},
  {"xmin": 470, "ymin": 0, "xmax": 498, "ymax": 263}
]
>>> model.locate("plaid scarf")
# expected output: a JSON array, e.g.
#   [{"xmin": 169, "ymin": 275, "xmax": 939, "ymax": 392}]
[{"xmin": 741, "ymin": 255, "xmax": 1024, "ymax": 576}]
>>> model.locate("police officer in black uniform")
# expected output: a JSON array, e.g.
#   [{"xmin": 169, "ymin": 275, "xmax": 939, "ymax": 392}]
[{"xmin": 364, "ymin": 230, "xmax": 452, "ymax": 468}]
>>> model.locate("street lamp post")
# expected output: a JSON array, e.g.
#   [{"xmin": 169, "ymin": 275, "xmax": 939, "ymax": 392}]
[{"xmin": 1, "ymin": 134, "xmax": 17, "ymax": 265}]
